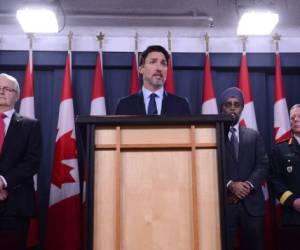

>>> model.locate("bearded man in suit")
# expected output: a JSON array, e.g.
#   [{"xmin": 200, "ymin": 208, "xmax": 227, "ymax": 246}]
[
  {"xmin": 115, "ymin": 45, "xmax": 191, "ymax": 116},
  {"xmin": 220, "ymin": 87, "xmax": 268, "ymax": 250}
]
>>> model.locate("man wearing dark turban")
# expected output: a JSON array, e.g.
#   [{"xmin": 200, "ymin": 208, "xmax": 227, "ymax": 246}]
[{"xmin": 220, "ymin": 87, "xmax": 269, "ymax": 250}]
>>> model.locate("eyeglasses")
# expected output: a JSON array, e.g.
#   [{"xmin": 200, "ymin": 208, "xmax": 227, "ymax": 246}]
[
  {"xmin": 223, "ymin": 101, "xmax": 241, "ymax": 108},
  {"xmin": 0, "ymin": 86, "xmax": 17, "ymax": 93}
]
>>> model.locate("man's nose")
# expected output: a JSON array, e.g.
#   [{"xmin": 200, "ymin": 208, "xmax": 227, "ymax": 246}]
[
  {"xmin": 157, "ymin": 62, "xmax": 166, "ymax": 70},
  {"xmin": 294, "ymin": 116, "xmax": 300, "ymax": 122},
  {"xmin": 156, "ymin": 64, "xmax": 163, "ymax": 71}
]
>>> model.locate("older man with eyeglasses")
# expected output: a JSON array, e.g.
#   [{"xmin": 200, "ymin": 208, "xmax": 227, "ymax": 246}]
[
  {"xmin": 0, "ymin": 73, "xmax": 41, "ymax": 250},
  {"xmin": 220, "ymin": 87, "xmax": 269, "ymax": 250}
]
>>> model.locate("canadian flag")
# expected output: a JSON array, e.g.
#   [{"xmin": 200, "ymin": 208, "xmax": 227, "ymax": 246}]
[
  {"xmin": 19, "ymin": 50, "xmax": 39, "ymax": 248},
  {"xmin": 272, "ymin": 51, "xmax": 291, "ymax": 247},
  {"xmin": 20, "ymin": 50, "xmax": 35, "ymax": 118},
  {"xmin": 201, "ymin": 52, "xmax": 218, "ymax": 114},
  {"xmin": 238, "ymin": 52, "xmax": 275, "ymax": 250},
  {"xmin": 80, "ymin": 50, "xmax": 108, "ymax": 249},
  {"xmin": 238, "ymin": 52, "xmax": 257, "ymax": 130},
  {"xmin": 165, "ymin": 53, "xmax": 175, "ymax": 94},
  {"xmin": 46, "ymin": 52, "xmax": 81, "ymax": 250},
  {"xmin": 130, "ymin": 51, "xmax": 139, "ymax": 94},
  {"xmin": 274, "ymin": 52, "xmax": 291, "ymax": 143},
  {"xmin": 90, "ymin": 51, "xmax": 106, "ymax": 115}
]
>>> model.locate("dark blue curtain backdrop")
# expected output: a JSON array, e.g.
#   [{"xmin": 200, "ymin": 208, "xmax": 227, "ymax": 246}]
[{"xmin": 1, "ymin": 50, "xmax": 300, "ymax": 249}]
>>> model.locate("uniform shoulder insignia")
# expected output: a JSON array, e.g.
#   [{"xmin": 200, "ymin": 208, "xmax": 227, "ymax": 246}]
[{"xmin": 275, "ymin": 137, "xmax": 291, "ymax": 145}]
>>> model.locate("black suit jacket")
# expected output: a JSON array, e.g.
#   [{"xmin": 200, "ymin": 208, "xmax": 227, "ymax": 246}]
[
  {"xmin": 225, "ymin": 127, "xmax": 269, "ymax": 216},
  {"xmin": 271, "ymin": 137, "xmax": 300, "ymax": 225},
  {"xmin": 115, "ymin": 90, "xmax": 191, "ymax": 115},
  {"xmin": 0, "ymin": 113, "xmax": 41, "ymax": 217}
]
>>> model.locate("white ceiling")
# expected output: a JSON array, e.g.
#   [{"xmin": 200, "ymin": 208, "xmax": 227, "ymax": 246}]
[
  {"xmin": 0, "ymin": 0, "xmax": 299, "ymax": 35},
  {"xmin": 0, "ymin": 0, "xmax": 300, "ymax": 52}
]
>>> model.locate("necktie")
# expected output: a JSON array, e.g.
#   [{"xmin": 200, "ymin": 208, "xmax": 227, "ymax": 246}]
[
  {"xmin": 229, "ymin": 127, "xmax": 239, "ymax": 160},
  {"xmin": 0, "ymin": 113, "xmax": 5, "ymax": 152},
  {"xmin": 148, "ymin": 93, "xmax": 158, "ymax": 115}
]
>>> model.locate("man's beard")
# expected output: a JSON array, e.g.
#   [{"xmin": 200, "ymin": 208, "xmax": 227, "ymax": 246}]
[
  {"xmin": 148, "ymin": 76, "xmax": 164, "ymax": 87},
  {"xmin": 224, "ymin": 111, "xmax": 240, "ymax": 126}
]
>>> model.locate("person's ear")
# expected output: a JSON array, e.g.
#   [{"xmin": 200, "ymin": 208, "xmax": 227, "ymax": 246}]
[
  {"xmin": 139, "ymin": 65, "xmax": 144, "ymax": 75},
  {"xmin": 15, "ymin": 92, "xmax": 20, "ymax": 102}
]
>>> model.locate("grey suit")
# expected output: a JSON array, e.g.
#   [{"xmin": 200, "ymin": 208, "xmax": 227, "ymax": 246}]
[{"xmin": 225, "ymin": 127, "xmax": 269, "ymax": 250}]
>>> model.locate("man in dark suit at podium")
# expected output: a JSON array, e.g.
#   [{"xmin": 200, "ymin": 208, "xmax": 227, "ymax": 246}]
[
  {"xmin": 115, "ymin": 45, "xmax": 191, "ymax": 116},
  {"xmin": 220, "ymin": 87, "xmax": 268, "ymax": 250},
  {"xmin": 0, "ymin": 73, "xmax": 41, "ymax": 250}
]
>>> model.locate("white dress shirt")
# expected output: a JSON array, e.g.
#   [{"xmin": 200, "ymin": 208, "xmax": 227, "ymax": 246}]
[{"xmin": 142, "ymin": 86, "xmax": 164, "ymax": 115}]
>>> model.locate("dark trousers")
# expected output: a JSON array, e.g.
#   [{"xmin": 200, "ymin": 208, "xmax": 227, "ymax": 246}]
[
  {"xmin": 227, "ymin": 203, "xmax": 264, "ymax": 250},
  {"xmin": 0, "ymin": 217, "xmax": 29, "ymax": 250},
  {"xmin": 279, "ymin": 226, "xmax": 300, "ymax": 250}
]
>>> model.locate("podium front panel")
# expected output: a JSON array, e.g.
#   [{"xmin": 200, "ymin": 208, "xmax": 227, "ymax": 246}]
[{"xmin": 92, "ymin": 124, "xmax": 221, "ymax": 250}]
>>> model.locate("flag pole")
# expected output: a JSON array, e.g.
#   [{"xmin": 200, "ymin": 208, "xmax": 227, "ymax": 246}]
[
  {"xmin": 97, "ymin": 32, "xmax": 105, "ymax": 70},
  {"xmin": 205, "ymin": 32, "xmax": 209, "ymax": 54},
  {"xmin": 97, "ymin": 32, "xmax": 105, "ymax": 50},
  {"xmin": 68, "ymin": 31, "xmax": 73, "ymax": 79},
  {"xmin": 134, "ymin": 32, "xmax": 138, "ymax": 64},
  {"xmin": 273, "ymin": 33, "xmax": 281, "ymax": 53},
  {"xmin": 134, "ymin": 32, "xmax": 138, "ymax": 52},
  {"xmin": 167, "ymin": 30, "xmax": 172, "ymax": 53},
  {"xmin": 165, "ymin": 31, "xmax": 175, "ymax": 93},
  {"xmin": 129, "ymin": 32, "xmax": 139, "ymax": 94},
  {"xmin": 27, "ymin": 33, "xmax": 33, "ymax": 50},
  {"xmin": 68, "ymin": 31, "xmax": 73, "ymax": 52},
  {"xmin": 27, "ymin": 33, "xmax": 33, "ymax": 72},
  {"xmin": 201, "ymin": 32, "xmax": 218, "ymax": 115},
  {"xmin": 241, "ymin": 35, "xmax": 248, "ymax": 55}
]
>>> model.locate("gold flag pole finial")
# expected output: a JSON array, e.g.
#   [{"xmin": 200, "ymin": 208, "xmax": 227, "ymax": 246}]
[
  {"xmin": 68, "ymin": 31, "xmax": 73, "ymax": 51},
  {"xmin": 168, "ymin": 31, "xmax": 172, "ymax": 52},
  {"xmin": 134, "ymin": 32, "xmax": 138, "ymax": 52},
  {"xmin": 96, "ymin": 32, "xmax": 105, "ymax": 50},
  {"xmin": 27, "ymin": 33, "xmax": 34, "ymax": 50},
  {"xmin": 204, "ymin": 32, "xmax": 209, "ymax": 53},
  {"xmin": 272, "ymin": 33, "xmax": 281, "ymax": 52},
  {"xmin": 241, "ymin": 35, "xmax": 248, "ymax": 53}
]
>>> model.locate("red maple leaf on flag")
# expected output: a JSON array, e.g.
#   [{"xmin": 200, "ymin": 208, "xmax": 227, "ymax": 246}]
[{"xmin": 51, "ymin": 130, "xmax": 77, "ymax": 188}]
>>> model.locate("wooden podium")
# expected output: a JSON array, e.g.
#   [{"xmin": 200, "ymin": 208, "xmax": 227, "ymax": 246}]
[{"xmin": 77, "ymin": 115, "xmax": 233, "ymax": 250}]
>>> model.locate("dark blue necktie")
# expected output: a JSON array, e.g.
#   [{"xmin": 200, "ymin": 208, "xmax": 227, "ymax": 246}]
[
  {"xmin": 148, "ymin": 93, "xmax": 158, "ymax": 115},
  {"xmin": 229, "ymin": 127, "xmax": 239, "ymax": 160}
]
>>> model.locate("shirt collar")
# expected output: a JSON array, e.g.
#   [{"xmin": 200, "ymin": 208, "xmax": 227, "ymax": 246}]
[
  {"xmin": 142, "ymin": 86, "xmax": 164, "ymax": 99},
  {"xmin": 294, "ymin": 135, "xmax": 300, "ymax": 145},
  {"xmin": 230, "ymin": 123, "xmax": 239, "ymax": 134},
  {"xmin": 3, "ymin": 109, "xmax": 15, "ymax": 119}
]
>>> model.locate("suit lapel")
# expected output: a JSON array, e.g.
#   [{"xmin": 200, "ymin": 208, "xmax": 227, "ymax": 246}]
[
  {"xmin": 238, "ymin": 127, "xmax": 247, "ymax": 162},
  {"xmin": 135, "ymin": 91, "xmax": 146, "ymax": 115},
  {"xmin": 290, "ymin": 137, "xmax": 300, "ymax": 155},
  {"xmin": 161, "ymin": 91, "xmax": 168, "ymax": 115},
  {"xmin": 226, "ymin": 137, "xmax": 237, "ymax": 162},
  {"xmin": 2, "ymin": 113, "xmax": 22, "ymax": 155}
]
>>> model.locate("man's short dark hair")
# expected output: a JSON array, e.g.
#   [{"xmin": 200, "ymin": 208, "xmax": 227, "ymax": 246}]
[{"xmin": 139, "ymin": 45, "xmax": 169, "ymax": 66}]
